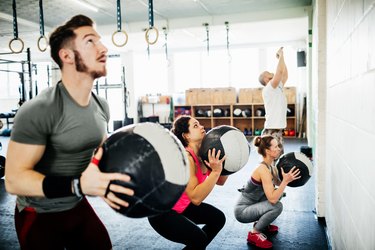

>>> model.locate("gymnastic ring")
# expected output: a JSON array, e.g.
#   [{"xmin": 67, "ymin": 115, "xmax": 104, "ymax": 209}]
[
  {"xmin": 145, "ymin": 27, "xmax": 159, "ymax": 45},
  {"xmin": 9, "ymin": 37, "xmax": 24, "ymax": 54},
  {"xmin": 112, "ymin": 30, "xmax": 128, "ymax": 47},
  {"xmin": 37, "ymin": 35, "xmax": 48, "ymax": 52}
]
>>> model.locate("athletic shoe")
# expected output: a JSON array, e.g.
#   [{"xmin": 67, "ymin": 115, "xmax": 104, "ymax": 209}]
[
  {"xmin": 266, "ymin": 224, "xmax": 279, "ymax": 233},
  {"xmin": 254, "ymin": 222, "xmax": 279, "ymax": 234},
  {"xmin": 247, "ymin": 232, "xmax": 273, "ymax": 248}
]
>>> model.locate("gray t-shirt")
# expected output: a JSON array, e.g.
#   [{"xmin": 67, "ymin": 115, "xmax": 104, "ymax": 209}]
[{"xmin": 11, "ymin": 81, "xmax": 109, "ymax": 213}]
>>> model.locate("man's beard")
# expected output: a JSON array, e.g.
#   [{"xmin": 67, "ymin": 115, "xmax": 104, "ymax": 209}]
[{"xmin": 73, "ymin": 50, "xmax": 106, "ymax": 79}]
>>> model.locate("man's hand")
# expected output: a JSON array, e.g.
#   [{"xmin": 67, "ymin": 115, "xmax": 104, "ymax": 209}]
[
  {"xmin": 81, "ymin": 147, "xmax": 135, "ymax": 210},
  {"xmin": 276, "ymin": 47, "xmax": 284, "ymax": 59}
]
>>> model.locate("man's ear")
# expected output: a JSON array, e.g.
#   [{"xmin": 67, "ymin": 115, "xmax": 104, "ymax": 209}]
[{"xmin": 59, "ymin": 48, "xmax": 74, "ymax": 65}]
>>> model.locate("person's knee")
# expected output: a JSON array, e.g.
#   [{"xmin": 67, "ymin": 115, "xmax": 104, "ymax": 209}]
[
  {"xmin": 213, "ymin": 208, "xmax": 226, "ymax": 229},
  {"xmin": 275, "ymin": 201, "xmax": 283, "ymax": 215},
  {"xmin": 234, "ymin": 208, "xmax": 248, "ymax": 223}
]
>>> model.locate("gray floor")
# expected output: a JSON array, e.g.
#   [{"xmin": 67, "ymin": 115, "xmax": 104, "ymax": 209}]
[{"xmin": 0, "ymin": 136, "xmax": 328, "ymax": 250}]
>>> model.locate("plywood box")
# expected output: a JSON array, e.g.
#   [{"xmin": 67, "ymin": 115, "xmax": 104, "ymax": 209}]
[
  {"xmin": 212, "ymin": 87, "xmax": 236, "ymax": 104},
  {"xmin": 284, "ymin": 87, "xmax": 296, "ymax": 104},
  {"xmin": 196, "ymin": 88, "xmax": 213, "ymax": 104},
  {"xmin": 252, "ymin": 87, "xmax": 264, "ymax": 103},
  {"xmin": 186, "ymin": 89, "xmax": 198, "ymax": 105},
  {"xmin": 238, "ymin": 88, "xmax": 253, "ymax": 103}
]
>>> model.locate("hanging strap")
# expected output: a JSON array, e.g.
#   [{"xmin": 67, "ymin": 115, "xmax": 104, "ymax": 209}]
[
  {"xmin": 203, "ymin": 23, "xmax": 209, "ymax": 55},
  {"xmin": 9, "ymin": 0, "xmax": 24, "ymax": 53},
  {"xmin": 39, "ymin": 0, "xmax": 45, "ymax": 36},
  {"xmin": 37, "ymin": 0, "xmax": 48, "ymax": 52},
  {"xmin": 225, "ymin": 21, "xmax": 232, "ymax": 61},
  {"xmin": 12, "ymin": 0, "xmax": 19, "ymax": 39},
  {"xmin": 117, "ymin": 0, "xmax": 122, "ymax": 31},
  {"xmin": 163, "ymin": 27, "xmax": 168, "ymax": 61},
  {"xmin": 145, "ymin": 0, "xmax": 159, "ymax": 45},
  {"xmin": 148, "ymin": 0, "xmax": 154, "ymax": 28},
  {"xmin": 112, "ymin": 0, "xmax": 128, "ymax": 47}
]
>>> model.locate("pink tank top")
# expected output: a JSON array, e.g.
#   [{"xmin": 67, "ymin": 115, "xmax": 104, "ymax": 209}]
[{"xmin": 172, "ymin": 147, "xmax": 208, "ymax": 213}]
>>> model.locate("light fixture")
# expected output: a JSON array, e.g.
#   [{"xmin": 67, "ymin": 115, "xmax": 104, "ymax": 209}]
[{"xmin": 73, "ymin": 0, "xmax": 98, "ymax": 12}]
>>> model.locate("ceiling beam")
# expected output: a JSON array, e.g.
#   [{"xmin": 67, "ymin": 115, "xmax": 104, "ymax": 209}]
[{"xmin": 0, "ymin": 12, "xmax": 52, "ymax": 30}]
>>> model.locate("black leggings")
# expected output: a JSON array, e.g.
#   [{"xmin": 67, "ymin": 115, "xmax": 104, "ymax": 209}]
[{"xmin": 148, "ymin": 202, "xmax": 226, "ymax": 250}]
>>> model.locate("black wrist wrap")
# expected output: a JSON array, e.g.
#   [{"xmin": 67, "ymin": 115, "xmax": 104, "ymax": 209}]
[{"xmin": 42, "ymin": 176, "xmax": 74, "ymax": 198}]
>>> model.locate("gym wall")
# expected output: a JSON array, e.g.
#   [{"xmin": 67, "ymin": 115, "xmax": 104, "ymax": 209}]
[{"xmin": 314, "ymin": 0, "xmax": 375, "ymax": 249}]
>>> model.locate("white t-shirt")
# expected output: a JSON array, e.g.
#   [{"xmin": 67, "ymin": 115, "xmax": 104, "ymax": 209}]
[{"xmin": 262, "ymin": 82, "xmax": 287, "ymax": 129}]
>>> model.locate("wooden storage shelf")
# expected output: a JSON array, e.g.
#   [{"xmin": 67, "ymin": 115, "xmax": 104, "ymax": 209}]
[{"xmin": 174, "ymin": 103, "xmax": 297, "ymax": 137}]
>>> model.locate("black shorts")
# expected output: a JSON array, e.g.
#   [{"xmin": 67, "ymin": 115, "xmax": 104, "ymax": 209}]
[{"xmin": 15, "ymin": 197, "xmax": 112, "ymax": 250}]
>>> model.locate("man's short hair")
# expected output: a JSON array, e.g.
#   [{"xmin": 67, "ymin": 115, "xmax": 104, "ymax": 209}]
[
  {"xmin": 49, "ymin": 15, "xmax": 94, "ymax": 69},
  {"xmin": 259, "ymin": 71, "xmax": 267, "ymax": 86}
]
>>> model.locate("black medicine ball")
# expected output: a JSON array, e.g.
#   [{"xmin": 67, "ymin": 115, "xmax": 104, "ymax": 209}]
[
  {"xmin": 213, "ymin": 108, "xmax": 224, "ymax": 117},
  {"xmin": 99, "ymin": 123, "xmax": 189, "ymax": 218},
  {"xmin": 242, "ymin": 108, "xmax": 251, "ymax": 117},
  {"xmin": 287, "ymin": 107, "xmax": 295, "ymax": 117},
  {"xmin": 195, "ymin": 109, "xmax": 205, "ymax": 117},
  {"xmin": 199, "ymin": 125, "xmax": 250, "ymax": 176},
  {"xmin": 276, "ymin": 152, "xmax": 313, "ymax": 187}
]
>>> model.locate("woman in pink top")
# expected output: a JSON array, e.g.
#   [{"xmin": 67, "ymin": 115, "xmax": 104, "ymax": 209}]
[{"xmin": 148, "ymin": 115, "xmax": 228, "ymax": 249}]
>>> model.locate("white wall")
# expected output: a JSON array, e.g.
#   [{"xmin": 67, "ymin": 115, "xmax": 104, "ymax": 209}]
[
  {"xmin": 310, "ymin": 0, "xmax": 327, "ymax": 218},
  {"xmin": 321, "ymin": 0, "xmax": 375, "ymax": 249}
]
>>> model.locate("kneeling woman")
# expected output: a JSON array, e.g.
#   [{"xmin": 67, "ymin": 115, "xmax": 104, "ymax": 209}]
[
  {"xmin": 234, "ymin": 136, "xmax": 300, "ymax": 249},
  {"xmin": 148, "ymin": 115, "xmax": 228, "ymax": 249}
]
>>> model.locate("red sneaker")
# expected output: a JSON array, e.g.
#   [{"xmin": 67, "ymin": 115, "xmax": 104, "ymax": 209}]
[
  {"xmin": 254, "ymin": 222, "xmax": 279, "ymax": 234},
  {"xmin": 247, "ymin": 232, "xmax": 273, "ymax": 248},
  {"xmin": 266, "ymin": 224, "xmax": 279, "ymax": 233}
]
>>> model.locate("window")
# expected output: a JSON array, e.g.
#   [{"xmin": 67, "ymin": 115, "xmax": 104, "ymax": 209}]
[
  {"xmin": 133, "ymin": 52, "xmax": 168, "ymax": 97},
  {"xmin": 265, "ymin": 46, "xmax": 298, "ymax": 87},
  {"xmin": 174, "ymin": 52, "xmax": 201, "ymax": 92}
]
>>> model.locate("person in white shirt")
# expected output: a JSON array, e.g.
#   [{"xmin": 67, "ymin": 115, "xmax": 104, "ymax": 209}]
[{"xmin": 258, "ymin": 47, "xmax": 288, "ymax": 155}]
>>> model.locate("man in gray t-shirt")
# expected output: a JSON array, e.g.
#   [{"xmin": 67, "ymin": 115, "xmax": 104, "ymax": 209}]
[{"xmin": 5, "ymin": 15, "xmax": 134, "ymax": 249}]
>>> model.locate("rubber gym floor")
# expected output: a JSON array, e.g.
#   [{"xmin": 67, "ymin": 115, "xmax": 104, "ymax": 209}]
[{"xmin": 0, "ymin": 136, "xmax": 329, "ymax": 250}]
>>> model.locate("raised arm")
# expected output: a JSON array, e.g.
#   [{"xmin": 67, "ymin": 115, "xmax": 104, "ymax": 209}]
[
  {"xmin": 270, "ymin": 47, "xmax": 287, "ymax": 88},
  {"xmin": 281, "ymin": 52, "xmax": 288, "ymax": 86}
]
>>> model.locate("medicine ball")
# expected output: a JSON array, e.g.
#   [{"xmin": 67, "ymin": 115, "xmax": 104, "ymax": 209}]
[
  {"xmin": 0, "ymin": 155, "xmax": 5, "ymax": 178},
  {"xmin": 276, "ymin": 152, "xmax": 313, "ymax": 187},
  {"xmin": 205, "ymin": 110, "xmax": 212, "ymax": 117},
  {"xmin": 224, "ymin": 108, "xmax": 230, "ymax": 117},
  {"xmin": 233, "ymin": 108, "xmax": 242, "ymax": 117},
  {"xmin": 287, "ymin": 107, "xmax": 295, "ymax": 117},
  {"xmin": 213, "ymin": 108, "xmax": 223, "ymax": 117},
  {"xmin": 195, "ymin": 109, "xmax": 205, "ymax": 117},
  {"xmin": 199, "ymin": 125, "xmax": 250, "ymax": 175},
  {"xmin": 99, "ymin": 122, "xmax": 190, "ymax": 218},
  {"xmin": 242, "ymin": 108, "xmax": 251, "ymax": 117},
  {"xmin": 255, "ymin": 108, "xmax": 265, "ymax": 117}
]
